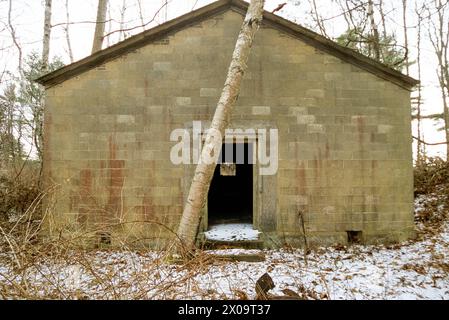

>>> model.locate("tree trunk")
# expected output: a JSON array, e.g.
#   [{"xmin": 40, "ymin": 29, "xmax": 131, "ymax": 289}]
[
  {"xmin": 8, "ymin": 0, "xmax": 23, "ymax": 75},
  {"xmin": 92, "ymin": 0, "xmax": 108, "ymax": 54},
  {"xmin": 64, "ymin": 0, "xmax": 74, "ymax": 63},
  {"xmin": 42, "ymin": 0, "xmax": 52, "ymax": 72},
  {"xmin": 136, "ymin": 0, "xmax": 145, "ymax": 31},
  {"xmin": 176, "ymin": 0, "xmax": 265, "ymax": 251},
  {"xmin": 119, "ymin": 0, "xmax": 127, "ymax": 41},
  {"xmin": 433, "ymin": 0, "xmax": 449, "ymax": 158},
  {"xmin": 402, "ymin": 0, "xmax": 409, "ymax": 75},
  {"xmin": 367, "ymin": 0, "xmax": 380, "ymax": 61},
  {"xmin": 415, "ymin": 5, "xmax": 424, "ymax": 163},
  {"xmin": 310, "ymin": 0, "xmax": 328, "ymax": 37}
]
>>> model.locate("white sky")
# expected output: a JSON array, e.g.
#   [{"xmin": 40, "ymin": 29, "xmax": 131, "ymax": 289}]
[{"xmin": 0, "ymin": 0, "xmax": 446, "ymax": 159}]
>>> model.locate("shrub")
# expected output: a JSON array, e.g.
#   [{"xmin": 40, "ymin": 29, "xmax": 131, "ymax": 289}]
[
  {"xmin": 0, "ymin": 161, "xmax": 40, "ymax": 223},
  {"xmin": 414, "ymin": 157, "xmax": 449, "ymax": 227}
]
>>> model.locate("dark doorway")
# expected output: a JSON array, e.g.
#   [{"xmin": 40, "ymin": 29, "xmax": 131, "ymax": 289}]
[{"xmin": 208, "ymin": 143, "xmax": 253, "ymax": 225}]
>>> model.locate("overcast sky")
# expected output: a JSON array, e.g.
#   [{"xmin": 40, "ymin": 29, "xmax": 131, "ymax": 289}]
[{"xmin": 0, "ymin": 0, "xmax": 446, "ymax": 158}]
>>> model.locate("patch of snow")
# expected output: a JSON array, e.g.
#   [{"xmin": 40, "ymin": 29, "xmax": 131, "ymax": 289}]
[
  {"xmin": 204, "ymin": 223, "xmax": 260, "ymax": 241},
  {"xmin": 206, "ymin": 249, "xmax": 262, "ymax": 255},
  {"xmin": 1, "ymin": 195, "xmax": 449, "ymax": 300}
]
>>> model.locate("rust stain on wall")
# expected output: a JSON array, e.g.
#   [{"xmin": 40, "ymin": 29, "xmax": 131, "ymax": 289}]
[
  {"xmin": 43, "ymin": 113, "xmax": 53, "ymax": 182},
  {"xmin": 296, "ymin": 162, "xmax": 307, "ymax": 195},
  {"xmin": 313, "ymin": 148, "xmax": 323, "ymax": 185},
  {"xmin": 294, "ymin": 146, "xmax": 307, "ymax": 196},
  {"xmin": 142, "ymin": 193, "xmax": 155, "ymax": 221},
  {"xmin": 77, "ymin": 168, "xmax": 93, "ymax": 225},
  {"xmin": 106, "ymin": 135, "xmax": 125, "ymax": 220},
  {"xmin": 141, "ymin": 160, "xmax": 155, "ymax": 221},
  {"xmin": 144, "ymin": 78, "xmax": 149, "ymax": 97},
  {"xmin": 356, "ymin": 116, "xmax": 365, "ymax": 146}
]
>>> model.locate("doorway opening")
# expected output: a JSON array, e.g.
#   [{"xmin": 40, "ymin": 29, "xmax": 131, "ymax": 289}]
[{"xmin": 207, "ymin": 143, "xmax": 253, "ymax": 226}]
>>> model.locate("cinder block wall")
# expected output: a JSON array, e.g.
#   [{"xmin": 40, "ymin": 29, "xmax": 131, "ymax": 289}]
[{"xmin": 43, "ymin": 10, "xmax": 414, "ymax": 248}]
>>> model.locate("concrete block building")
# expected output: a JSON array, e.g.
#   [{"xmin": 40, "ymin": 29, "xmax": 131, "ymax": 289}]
[{"xmin": 37, "ymin": 0, "xmax": 419, "ymax": 248}]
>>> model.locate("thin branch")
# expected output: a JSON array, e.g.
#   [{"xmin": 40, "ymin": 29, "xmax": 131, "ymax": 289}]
[
  {"xmin": 323, "ymin": 1, "xmax": 370, "ymax": 23},
  {"xmin": 310, "ymin": 0, "xmax": 328, "ymax": 37},
  {"xmin": 136, "ymin": 0, "xmax": 145, "ymax": 31},
  {"xmin": 7, "ymin": 0, "xmax": 22, "ymax": 75},
  {"xmin": 413, "ymin": 136, "xmax": 449, "ymax": 146},
  {"xmin": 64, "ymin": 0, "xmax": 74, "ymax": 63},
  {"xmin": 51, "ymin": 19, "xmax": 115, "ymax": 29},
  {"xmin": 191, "ymin": 0, "xmax": 199, "ymax": 11},
  {"xmin": 119, "ymin": 0, "xmax": 127, "ymax": 41},
  {"xmin": 102, "ymin": 1, "xmax": 169, "ymax": 40}
]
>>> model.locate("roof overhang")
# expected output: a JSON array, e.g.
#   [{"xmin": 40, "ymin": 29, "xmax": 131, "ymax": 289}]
[{"xmin": 36, "ymin": 0, "xmax": 419, "ymax": 90}]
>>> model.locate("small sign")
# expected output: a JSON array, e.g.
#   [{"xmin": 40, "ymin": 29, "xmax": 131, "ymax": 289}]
[{"xmin": 220, "ymin": 163, "xmax": 236, "ymax": 176}]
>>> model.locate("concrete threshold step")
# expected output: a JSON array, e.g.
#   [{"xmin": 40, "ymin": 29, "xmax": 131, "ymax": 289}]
[{"xmin": 203, "ymin": 239, "xmax": 264, "ymax": 250}]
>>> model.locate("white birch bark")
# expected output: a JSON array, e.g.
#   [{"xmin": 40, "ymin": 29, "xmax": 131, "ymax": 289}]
[
  {"xmin": 176, "ymin": 0, "xmax": 265, "ymax": 250},
  {"xmin": 367, "ymin": 0, "xmax": 380, "ymax": 61}
]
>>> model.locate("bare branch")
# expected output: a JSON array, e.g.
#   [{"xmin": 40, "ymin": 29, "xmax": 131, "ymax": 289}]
[
  {"xmin": 136, "ymin": 0, "xmax": 145, "ymax": 31},
  {"xmin": 64, "ymin": 0, "xmax": 74, "ymax": 63},
  {"xmin": 413, "ymin": 136, "xmax": 449, "ymax": 146},
  {"xmin": 51, "ymin": 19, "xmax": 115, "ymax": 29},
  {"xmin": 7, "ymin": 0, "xmax": 22, "ymax": 75},
  {"xmin": 102, "ymin": 1, "xmax": 169, "ymax": 40}
]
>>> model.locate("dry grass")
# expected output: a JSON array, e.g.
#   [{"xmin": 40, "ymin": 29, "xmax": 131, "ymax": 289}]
[
  {"xmin": 0, "ymin": 158, "xmax": 448, "ymax": 300},
  {"xmin": 0, "ymin": 161, "xmax": 40, "ymax": 224},
  {"xmin": 0, "ymin": 184, "xmax": 247, "ymax": 299},
  {"xmin": 0, "ymin": 214, "xmax": 222, "ymax": 299},
  {"xmin": 414, "ymin": 157, "xmax": 449, "ymax": 235}
]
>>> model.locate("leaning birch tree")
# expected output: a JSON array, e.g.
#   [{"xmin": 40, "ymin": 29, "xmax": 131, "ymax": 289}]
[
  {"xmin": 176, "ymin": 0, "xmax": 265, "ymax": 251},
  {"xmin": 92, "ymin": 0, "xmax": 108, "ymax": 53}
]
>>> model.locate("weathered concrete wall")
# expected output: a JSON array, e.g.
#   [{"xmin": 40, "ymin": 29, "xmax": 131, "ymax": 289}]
[{"xmin": 43, "ymin": 9, "xmax": 414, "ymax": 248}]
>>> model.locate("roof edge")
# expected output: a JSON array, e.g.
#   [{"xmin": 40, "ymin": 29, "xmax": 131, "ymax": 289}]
[
  {"xmin": 230, "ymin": 0, "xmax": 418, "ymax": 90},
  {"xmin": 36, "ymin": 0, "xmax": 233, "ymax": 87},
  {"xmin": 37, "ymin": 0, "xmax": 419, "ymax": 90}
]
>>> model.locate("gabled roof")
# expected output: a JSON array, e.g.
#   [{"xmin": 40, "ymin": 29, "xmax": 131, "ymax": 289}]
[{"xmin": 36, "ymin": 0, "xmax": 419, "ymax": 89}]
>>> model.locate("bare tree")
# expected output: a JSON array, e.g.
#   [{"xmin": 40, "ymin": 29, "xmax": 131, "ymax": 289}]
[
  {"xmin": 102, "ymin": 2, "xmax": 169, "ymax": 40},
  {"xmin": 136, "ymin": 0, "xmax": 146, "ymax": 31},
  {"xmin": 428, "ymin": 0, "xmax": 449, "ymax": 157},
  {"xmin": 42, "ymin": 0, "xmax": 52, "ymax": 72},
  {"xmin": 308, "ymin": 0, "xmax": 328, "ymax": 37},
  {"xmin": 92, "ymin": 0, "xmax": 108, "ymax": 54},
  {"xmin": 176, "ymin": 0, "xmax": 265, "ymax": 252},
  {"xmin": 119, "ymin": 0, "xmax": 127, "ymax": 41},
  {"xmin": 106, "ymin": 2, "xmax": 112, "ymax": 48},
  {"xmin": 414, "ymin": 3, "xmax": 426, "ymax": 162},
  {"xmin": 7, "ymin": 0, "xmax": 23, "ymax": 75},
  {"xmin": 64, "ymin": 0, "xmax": 74, "ymax": 63},
  {"xmin": 164, "ymin": 0, "xmax": 168, "ymax": 22},
  {"xmin": 402, "ymin": 0, "xmax": 410, "ymax": 75},
  {"xmin": 0, "ymin": 85, "xmax": 19, "ymax": 161},
  {"xmin": 368, "ymin": 0, "xmax": 381, "ymax": 61},
  {"xmin": 378, "ymin": 0, "xmax": 388, "ymax": 40}
]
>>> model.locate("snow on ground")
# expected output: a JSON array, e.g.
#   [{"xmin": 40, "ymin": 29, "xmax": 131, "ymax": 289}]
[
  {"xmin": 204, "ymin": 223, "xmax": 260, "ymax": 241},
  {"xmin": 1, "ymin": 222, "xmax": 448, "ymax": 300},
  {"xmin": 1, "ymin": 198, "xmax": 449, "ymax": 299}
]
